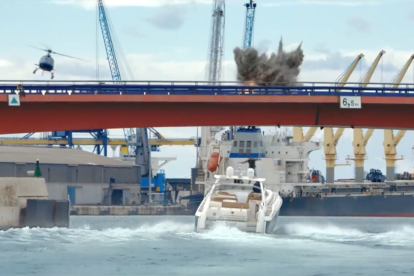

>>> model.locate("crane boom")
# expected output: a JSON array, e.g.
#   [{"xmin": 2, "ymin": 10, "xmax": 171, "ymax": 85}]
[
  {"xmin": 392, "ymin": 54, "xmax": 414, "ymax": 88},
  {"xmin": 97, "ymin": 0, "xmax": 150, "ymax": 179},
  {"xmin": 361, "ymin": 50, "xmax": 385, "ymax": 87},
  {"xmin": 337, "ymin": 54, "xmax": 364, "ymax": 87},
  {"xmin": 97, "ymin": 0, "xmax": 122, "ymax": 83}
]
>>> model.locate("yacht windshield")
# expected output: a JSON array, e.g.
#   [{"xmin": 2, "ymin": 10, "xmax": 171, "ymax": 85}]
[{"xmin": 215, "ymin": 182, "xmax": 257, "ymax": 192}]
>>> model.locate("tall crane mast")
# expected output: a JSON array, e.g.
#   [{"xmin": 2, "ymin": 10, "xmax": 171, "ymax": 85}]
[
  {"xmin": 242, "ymin": 0, "xmax": 257, "ymax": 49},
  {"xmin": 231, "ymin": 0, "xmax": 257, "ymax": 138},
  {"xmin": 207, "ymin": 0, "xmax": 225, "ymax": 83},
  {"xmin": 199, "ymin": 0, "xmax": 226, "ymax": 181},
  {"xmin": 97, "ymin": 0, "xmax": 151, "ymax": 181}
]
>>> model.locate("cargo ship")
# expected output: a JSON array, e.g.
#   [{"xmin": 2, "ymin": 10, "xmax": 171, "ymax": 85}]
[{"xmin": 186, "ymin": 127, "xmax": 414, "ymax": 217}]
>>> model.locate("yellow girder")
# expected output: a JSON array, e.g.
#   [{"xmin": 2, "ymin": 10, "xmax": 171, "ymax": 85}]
[{"xmin": 0, "ymin": 138, "xmax": 195, "ymax": 146}]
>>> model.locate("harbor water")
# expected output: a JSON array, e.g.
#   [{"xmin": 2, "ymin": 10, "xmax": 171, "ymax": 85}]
[{"xmin": 1, "ymin": 216, "xmax": 414, "ymax": 276}]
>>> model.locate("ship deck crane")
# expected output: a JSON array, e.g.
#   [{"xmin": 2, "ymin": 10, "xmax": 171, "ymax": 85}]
[
  {"xmin": 346, "ymin": 50, "xmax": 385, "ymax": 182},
  {"xmin": 383, "ymin": 54, "xmax": 414, "ymax": 181},
  {"xmin": 293, "ymin": 127, "xmax": 318, "ymax": 142},
  {"xmin": 323, "ymin": 53, "xmax": 364, "ymax": 183}
]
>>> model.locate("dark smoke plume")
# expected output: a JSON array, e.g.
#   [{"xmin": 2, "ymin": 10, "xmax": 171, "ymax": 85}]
[{"xmin": 233, "ymin": 38, "xmax": 304, "ymax": 86}]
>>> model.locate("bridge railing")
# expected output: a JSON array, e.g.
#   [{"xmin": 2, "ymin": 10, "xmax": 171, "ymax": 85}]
[{"xmin": 0, "ymin": 80, "xmax": 414, "ymax": 96}]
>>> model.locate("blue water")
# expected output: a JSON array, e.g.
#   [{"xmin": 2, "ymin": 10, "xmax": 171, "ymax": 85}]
[{"xmin": 1, "ymin": 216, "xmax": 414, "ymax": 276}]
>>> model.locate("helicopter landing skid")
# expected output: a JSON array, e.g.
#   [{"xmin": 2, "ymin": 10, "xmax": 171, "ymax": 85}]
[
  {"xmin": 33, "ymin": 65, "xmax": 54, "ymax": 79},
  {"xmin": 33, "ymin": 64, "xmax": 39, "ymax": 74}
]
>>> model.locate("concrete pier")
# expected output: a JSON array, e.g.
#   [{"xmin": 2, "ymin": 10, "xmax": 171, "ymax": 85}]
[{"xmin": 71, "ymin": 205, "xmax": 196, "ymax": 216}]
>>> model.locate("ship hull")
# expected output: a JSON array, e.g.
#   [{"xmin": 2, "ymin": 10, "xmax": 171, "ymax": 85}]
[
  {"xmin": 186, "ymin": 194, "xmax": 414, "ymax": 217},
  {"xmin": 279, "ymin": 195, "xmax": 414, "ymax": 217}
]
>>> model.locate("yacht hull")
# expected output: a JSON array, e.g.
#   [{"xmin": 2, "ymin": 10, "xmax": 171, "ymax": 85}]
[{"xmin": 195, "ymin": 213, "xmax": 281, "ymax": 234}]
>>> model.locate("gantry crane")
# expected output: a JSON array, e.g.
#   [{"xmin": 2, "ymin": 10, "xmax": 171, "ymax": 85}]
[
  {"xmin": 383, "ymin": 54, "xmax": 414, "ymax": 181},
  {"xmin": 98, "ymin": 0, "xmax": 151, "ymax": 180},
  {"xmin": 323, "ymin": 53, "xmax": 364, "ymax": 183},
  {"xmin": 346, "ymin": 50, "xmax": 385, "ymax": 182}
]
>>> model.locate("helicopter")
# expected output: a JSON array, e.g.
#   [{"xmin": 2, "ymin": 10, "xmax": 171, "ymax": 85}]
[{"xmin": 29, "ymin": 45, "xmax": 87, "ymax": 79}]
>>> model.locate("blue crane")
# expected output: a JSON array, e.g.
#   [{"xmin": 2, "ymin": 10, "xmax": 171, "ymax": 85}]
[
  {"xmin": 242, "ymin": 0, "xmax": 257, "ymax": 49},
  {"xmin": 230, "ymin": 0, "xmax": 257, "ymax": 139},
  {"xmin": 97, "ymin": 0, "xmax": 151, "ymax": 177},
  {"xmin": 97, "ymin": 0, "xmax": 122, "ymax": 83}
]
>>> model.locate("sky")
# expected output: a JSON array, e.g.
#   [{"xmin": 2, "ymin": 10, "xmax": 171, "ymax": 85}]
[{"xmin": 1, "ymin": 0, "xmax": 414, "ymax": 179}]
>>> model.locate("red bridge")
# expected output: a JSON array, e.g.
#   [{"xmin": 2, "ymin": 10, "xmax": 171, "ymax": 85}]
[{"xmin": 0, "ymin": 80, "xmax": 414, "ymax": 134}]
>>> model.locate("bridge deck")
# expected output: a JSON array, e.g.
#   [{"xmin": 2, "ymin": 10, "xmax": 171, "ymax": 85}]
[
  {"xmin": 1, "ymin": 81, "xmax": 414, "ymax": 97},
  {"xmin": 1, "ymin": 81, "xmax": 414, "ymax": 134}
]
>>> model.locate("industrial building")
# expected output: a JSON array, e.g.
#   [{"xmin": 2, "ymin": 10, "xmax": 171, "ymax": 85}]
[{"xmin": 0, "ymin": 145, "xmax": 141, "ymax": 205}]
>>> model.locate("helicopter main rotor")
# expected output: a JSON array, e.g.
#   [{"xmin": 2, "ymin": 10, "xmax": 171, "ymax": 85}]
[{"xmin": 28, "ymin": 45, "xmax": 88, "ymax": 62}]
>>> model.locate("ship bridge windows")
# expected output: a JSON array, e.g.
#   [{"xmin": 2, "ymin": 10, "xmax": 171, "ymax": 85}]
[
  {"xmin": 246, "ymin": 149, "xmax": 251, "ymax": 156},
  {"xmin": 240, "ymin": 141, "xmax": 245, "ymax": 148},
  {"xmin": 233, "ymin": 141, "xmax": 238, "ymax": 147},
  {"xmin": 246, "ymin": 141, "xmax": 252, "ymax": 148}
]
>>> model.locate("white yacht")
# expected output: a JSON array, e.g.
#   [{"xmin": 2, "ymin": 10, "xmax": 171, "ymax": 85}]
[{"xmin": 195, "ymin": 166, "xmax": 283, "ymax": 234}]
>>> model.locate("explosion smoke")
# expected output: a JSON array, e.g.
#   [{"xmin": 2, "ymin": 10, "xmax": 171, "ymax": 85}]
[{"xmin": 233, "ymin": 38, "xmax": 304, "ymax": 86}]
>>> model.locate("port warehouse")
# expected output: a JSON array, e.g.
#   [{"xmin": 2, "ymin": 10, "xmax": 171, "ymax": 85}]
[
  {"xmin": 0, "ymin": 145, "xmax": 193, "ymax": 205},
  {"xmin": 0, "ymin": 145, "xmax": 143, "ymax": 205}
]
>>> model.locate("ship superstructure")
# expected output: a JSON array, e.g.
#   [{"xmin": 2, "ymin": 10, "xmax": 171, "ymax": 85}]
[{"xmin": 202, "ymin": 126, "xmax": 322, "ymax": 194}]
